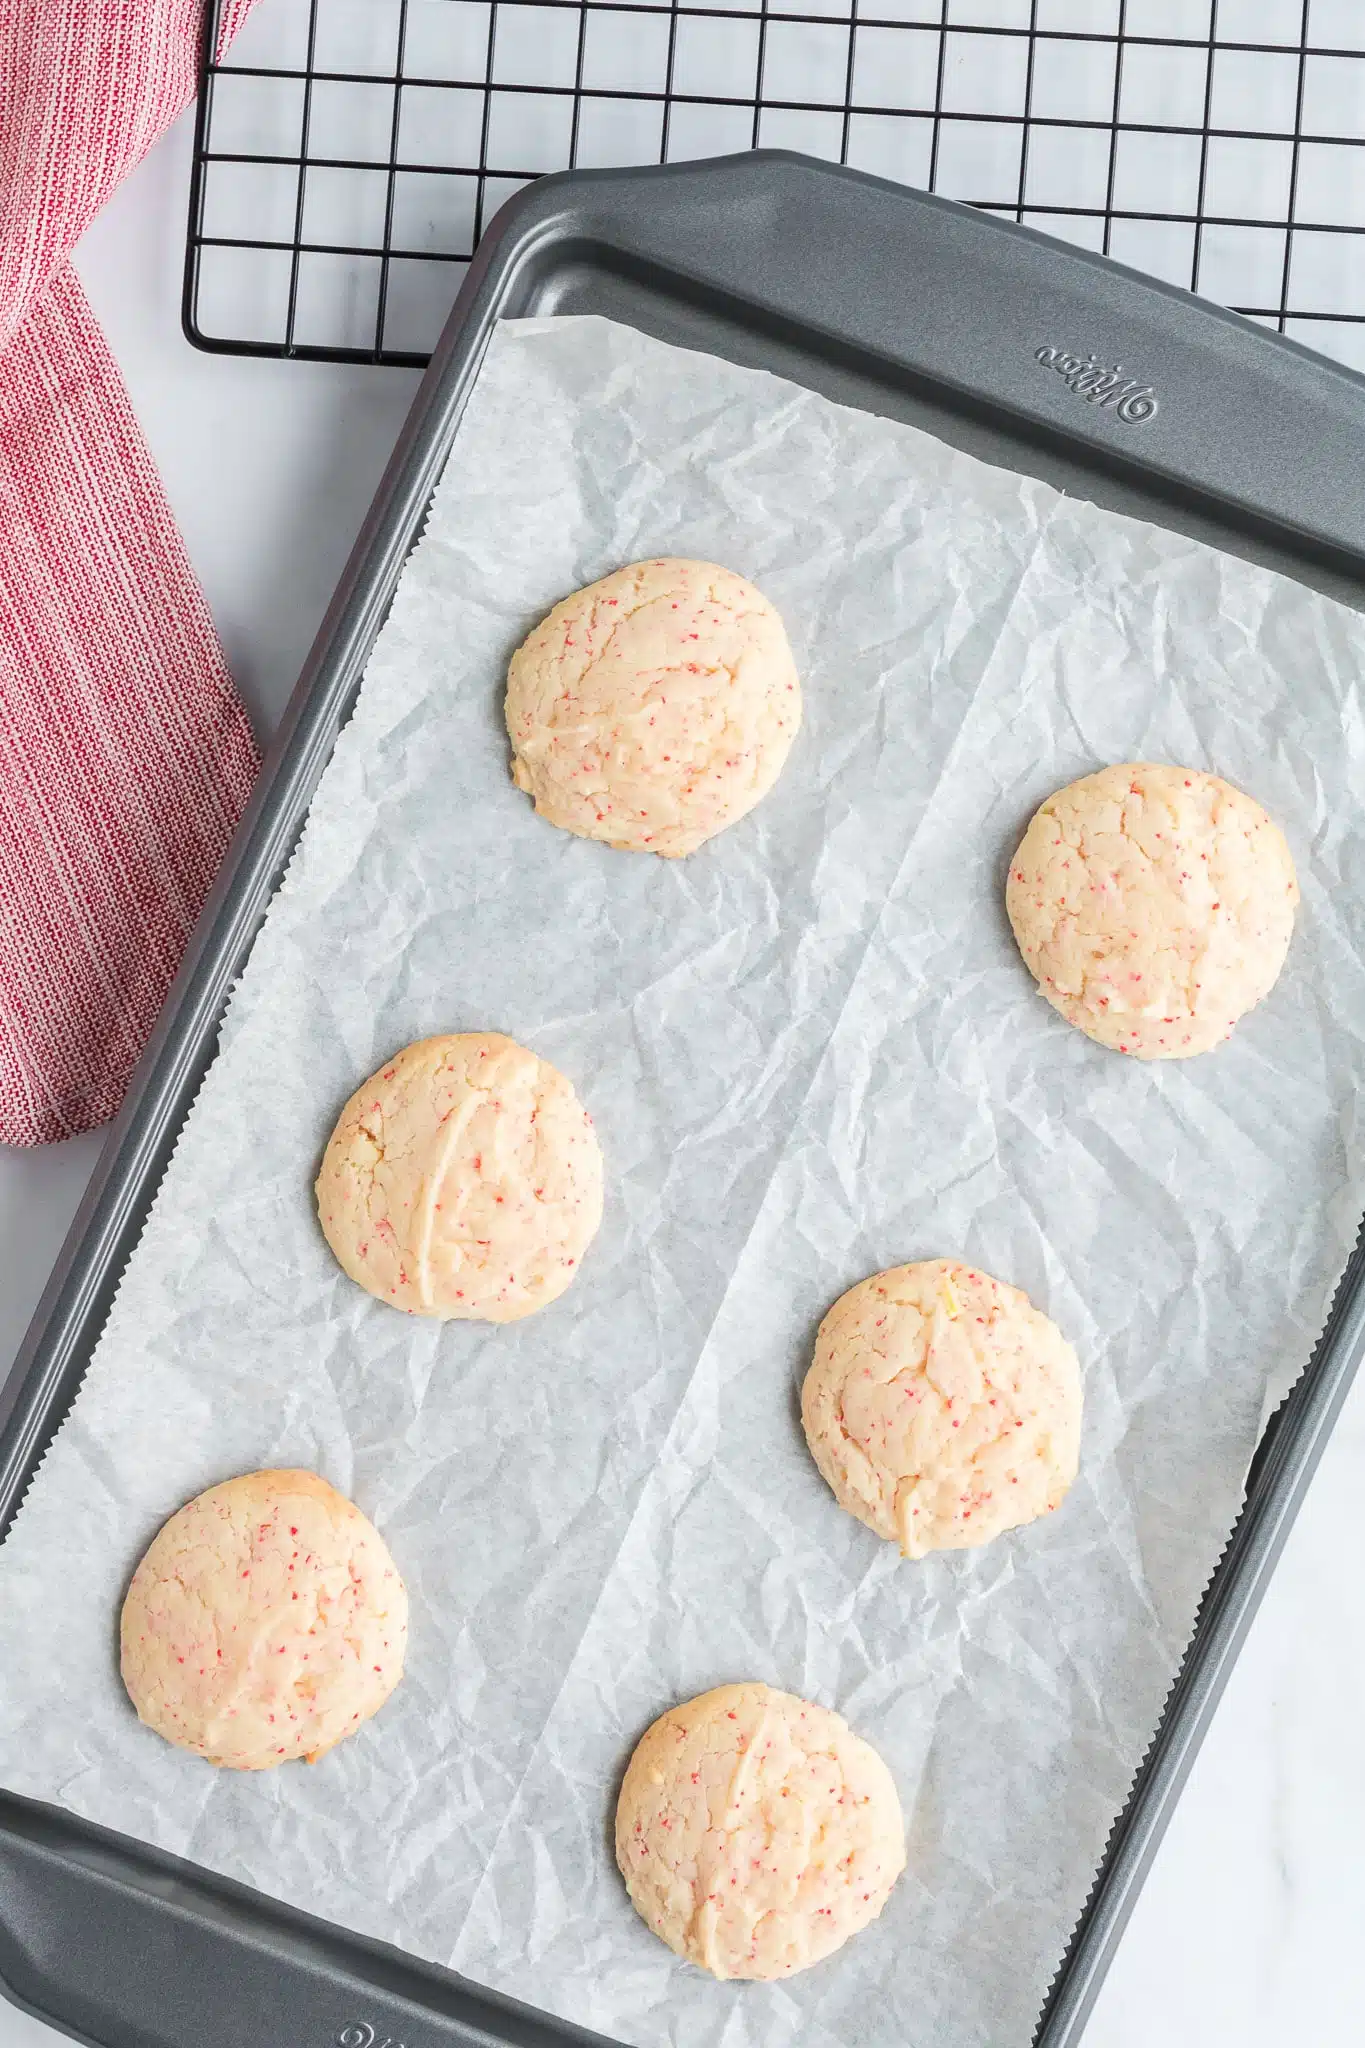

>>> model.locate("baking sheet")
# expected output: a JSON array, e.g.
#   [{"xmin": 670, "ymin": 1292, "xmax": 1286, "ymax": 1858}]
[{"xmin": 3, "ymin": 313, "xmax": 1365, "ymax": 2048}]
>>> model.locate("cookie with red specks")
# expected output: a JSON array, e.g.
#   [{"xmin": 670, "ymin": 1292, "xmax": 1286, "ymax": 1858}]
[
  {"xmin": 802, "ymin": 1260, "xmax": 1082, "ymax": 1560},
  {"xmin": 504, "ymin": 559, "xmax": 802, "ymax": 857},
  {"xmin": 120, "ymin": 1470, "xmax": 406, "ymax": 1769},
  {"xmin": 316, "ymin": 1032, "xmax": 602, "ymax": 1320},
  {"xmin": 615, "ymin": 1682, "xmax": 904, "ymax": 1979},
  {"xmin": 1006, "ymin": 763, "xmax": 1298, "ymax": 1058}
]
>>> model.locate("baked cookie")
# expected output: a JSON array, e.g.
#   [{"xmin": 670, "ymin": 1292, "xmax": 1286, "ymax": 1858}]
[
  {"xmin": 120, "ymin": 1469, "xmax": 406, "ymax": 1769},
  {"xmin": 616, "ymin": 1681, "xmax": 904, "ymax": 1980},
  {"xmin": 316, "ymin": 1032, "xmax": 602, "ymax": 1320},
  {"xmin": 504, "ymin": 558, "xmax": 802, "ymax": 857},
  {"xmin": 1006, "ymin": 762, "xmax": 1298, "ymax": 1058},
  {"xmin": 802, "ymin": 1260, "xmax": 1081, "ymax": 1560}
]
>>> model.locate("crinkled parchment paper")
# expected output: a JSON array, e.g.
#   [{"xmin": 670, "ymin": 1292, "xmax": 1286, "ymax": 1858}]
[{"xmin": 3, "ymin": 315, "xmax": 1365, "ymax": 2048}]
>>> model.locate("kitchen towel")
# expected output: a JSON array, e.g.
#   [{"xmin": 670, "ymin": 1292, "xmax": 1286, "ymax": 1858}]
[{"xmin": 0, "ymin": 1, "xmax": 260, "ymax": 1145}]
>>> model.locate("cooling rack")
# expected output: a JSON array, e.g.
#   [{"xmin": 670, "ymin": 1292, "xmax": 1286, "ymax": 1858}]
[{"xmin": 185, "ymin": 0, "xmax": 1365, "ymax": 370}]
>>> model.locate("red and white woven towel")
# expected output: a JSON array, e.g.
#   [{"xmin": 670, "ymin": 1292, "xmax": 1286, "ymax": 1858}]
[{"xmin": 0, "ymin": 2, "xmax": 261, "ymax": 1146}]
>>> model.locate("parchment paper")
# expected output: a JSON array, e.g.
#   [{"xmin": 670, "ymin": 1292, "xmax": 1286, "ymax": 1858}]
[{"xmin": 3, "ymin": 314, "xmax": 1365, "ymax": 2048}]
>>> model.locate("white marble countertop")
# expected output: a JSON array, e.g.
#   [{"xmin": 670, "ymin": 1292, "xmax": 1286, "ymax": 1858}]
[{"xmin": 4, "ymin": 106, "xmax": 1365, "ymax": 2048}]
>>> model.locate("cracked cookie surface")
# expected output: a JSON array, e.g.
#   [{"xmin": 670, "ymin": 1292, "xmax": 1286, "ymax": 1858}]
[
  {"xmin": 504, "ymin": 558, "xmax": 802, "ymax": 857},
  {"xmin": 316, "ymin": 1032, "xmax": 602, "ymax": 1320},
  {"xmin": 1006, "ymin": 762, "xmax": 1298, "ymax": 1058},
  {"xmin": 615, "ymin": 1681, "xmax": 904, "ymax": 1980},
  {"xmin": 801, "ymin": 1260, "xmax": 1082, "ymax": 1561},
  {"xmin": 120, "ymin": 1469, "xmax": 406, "ymax": 1769}
]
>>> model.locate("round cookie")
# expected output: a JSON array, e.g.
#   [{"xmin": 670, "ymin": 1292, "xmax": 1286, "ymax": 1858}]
[
  {"xmin": 504, "ymin": 558, "xmax": 802, "ymax": 857},
  {"xmin": 1006, "ymin": 762, "xmax": 1298, "ymax": 1058},
  {"xmin": 120, "ymin": 1470, "xmax": 407, "ymax": 1769},
  {"xmin": 316, "ymin": 1032, "xmax": 602, "ymax": 1320},
  {"xmin": 802, "ymin": 1260, "xmax": 1081, "ymax": 1561},
  {"xmin": 615, "ymin": 1681, "xmax": 904, "ymax": 1980}
]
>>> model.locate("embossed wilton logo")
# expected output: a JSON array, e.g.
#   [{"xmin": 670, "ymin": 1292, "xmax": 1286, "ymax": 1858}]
[
  {"xmin": 1034, "ymin": 345, "xmax": 1158, "ymax": 423},
  {"xmin": 337, "ymin": 2025, "xmax": 406, "ymax": 2048}
]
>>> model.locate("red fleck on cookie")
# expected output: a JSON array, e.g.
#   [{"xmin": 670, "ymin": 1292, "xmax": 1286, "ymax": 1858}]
[
  {"xmin": 120, "ymin": 1470, "xmax": 406, "ymax": 1770},
  {"xmin": 615, "ymin": 1682, "xmax": 904, "ymax": 1979}
]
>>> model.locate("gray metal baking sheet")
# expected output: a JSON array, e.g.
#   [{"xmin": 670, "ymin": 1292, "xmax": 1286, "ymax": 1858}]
[{"xmin": 4, "ymin": 153, "xmax": 1365, "ymax": 2048}]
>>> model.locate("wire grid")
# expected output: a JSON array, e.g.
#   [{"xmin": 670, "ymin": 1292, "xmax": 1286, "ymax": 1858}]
[{"xmin": 186, "ymin": 0, "xmax": 1365, "ymax": 369}]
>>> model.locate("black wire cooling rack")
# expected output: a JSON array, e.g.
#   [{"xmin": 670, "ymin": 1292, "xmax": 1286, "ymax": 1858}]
[{"xmin": 185, "ymin": 0, "xmax": 1365, "ymax": 370}]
